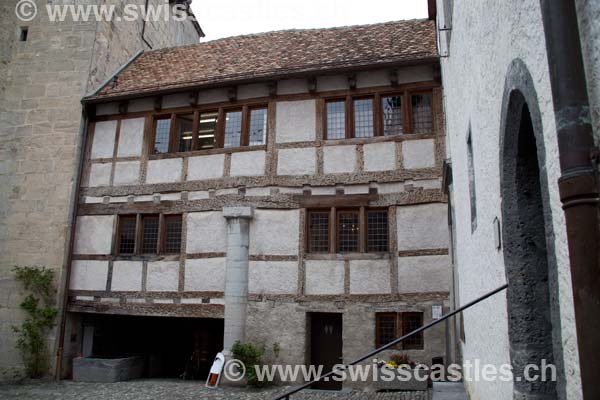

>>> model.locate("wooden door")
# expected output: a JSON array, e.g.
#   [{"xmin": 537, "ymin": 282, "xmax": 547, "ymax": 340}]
[{"xmin": 310, "ymin": 313, "xmax": 343, "ymax": 390}]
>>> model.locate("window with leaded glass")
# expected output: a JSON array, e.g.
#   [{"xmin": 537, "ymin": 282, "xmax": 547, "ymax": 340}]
[
  {"xmin": 175, "ymin": 114, "xmax": 194, "ymax": 152},
  {"xmin": 382, "ymin": 95, "xmax": 403, "ymax": 136},
  {"xmin": 224, "ymin": 110, "xmax": 242, "ymax": 148},
  {"xmin": 402, "ymin": 312, "xmax": 424, "ymax": 349},
  {"xmin": 163, "ymin": 215, "xmax": 182, "ymax": 254},
  {"xmin": 249, "ymin": 108, "xmax": 267, "ymax": 145},
  {"xmin": 153, "ymin": 118, "xmax": 171, "ymax": 154},
  {"xmin": 353, "ymin": 98, "xmax": 374, "ymax": 138},
  {"xmin": 367, "ymin": 210, "xmax": 389, "ymax": 252},
  {"xmin": 118, "ymin": 216, "xmax": 137, "ymax": 254},
  {"xmin": 376, "ymin": 313, "xmax": 397, "ymax": 348},
  {"xmin": 326, "ymin": 101, "xmax": 346, "ymax": 139},
  {"xmin": 308, "ymin": 211, "xmax": 330, "ymax": 253},
  {"xmin": 141, "ymin": 215, "xmax": 159, "ymax": 254},
  {"xmin": 337, "ymin": 211, "xmax": 360, "ymax": 252},
  {"xmin": 412, "ymin": 94, "xmax": 432, "ymax": 133}
]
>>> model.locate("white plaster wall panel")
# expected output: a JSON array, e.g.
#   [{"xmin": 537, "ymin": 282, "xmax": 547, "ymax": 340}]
[
  {"xmin": 317, "ymin": 75, "xmax": 347, "ymax": 91},
  {"xmin": 238, "ymin": 83, "xmax": 269, "ymax": 99},
  {"xmin": 276, "ymin": 100, "xmax": 316, "ymax": 143},
  {"xmin": 249, "ymin": 209, "xmax": 299, "ymax": 255},
  {"xmin": 216, "ymin": 188, "xmax": 238, "ymax": 196},
  {"xmin": 128, "ymin": 98, "xmax": 154, "ymax": 112},
  {"xmin": 111, "ymin": 261, "xmax": 143, "ymax": 292},
  {"xmin": 95, "ymin": 103, "xmax": 119, "ymax": 116},
  {"xmin": 109, "ymin": 196, "xmax": 128, "ymax": 203},
  {"xmin": 113, "ymin": 161, "xmax": 140, "ymax": 186},
  {"xmin": 187, "ymin": 154, "xmax": 224, "ymax": 180},
  {"xmin": 70, "ymin": 260, "xmax": 109, "ymax": 291},
  {"xmin": 197, "ymin": 88, "xmax": 229, "ymax": 104},
  {"xmin": 84, "ymin": 196, "xmax": 105, "ymax": 204},
  {"xmin": 397, "ymin": 255, "xmax": 450, "ymax": 293},
  {"xmin": 305, "ymin": 260, "xmax": 345, "ymax": 295},
  {"xmin": 162, "ymin": 93, "xmax": 189, "ymax": 109},
  {"xmin": 402, "ymin": 139, "xmax": 435, "ymax": 169},
  {"xmin": 279, "ymin": 187, "xmax": 304, "ymax": 194},
  {"xmin": 363, "ymin": 142, "xmax": 397, "ymax": 171},
  {"xmin": 134, "ymin": 195, "xmax": 154, "ymax": 202},
  {"xmin": 438, "ymin": 0, "xmax": 582, "ymax": 397},
  {"xmin": 246, "ymin": 187, "xmax": 272, "ymax": 196},
  {"xmin": 249, "ymin": 261, "xmax": 298, "ymax": 294},
  {"xmin": 160, "ymin": 192, "xmax": 181, "ymax": 201},
  {"xmin": 277, "ymin": 79, "xmax": 308, "ymax": 95},
  {"xmin": 378, "ymin": 182, "xmax": 405, "ymax": 194},
  {"xmin": 277, "ymin": 147, "xmax": 316, "ymax": 175},
  {"xmin": 74, "ymin": 215, "xmax": 115, "ymax": 255},
  {"xmin": 323, "ymin": 145, "xmax": 356, "ymax": 174},
  {"xmin": 186, "ymin": 211, "xmax": 227, "ymax": 253},
  {"xmin": 311, "ymin": 186, "xmax": 336, "ymax": 195},
  {"xmin": 349, "ymin": 259, "xmax": 391, "ymax": 294},
  {"xmin": 116, "ymin": 118, "xmax": 145, "ymax": 157},
  {"xmin": 230, "ymin": 151, "xmax": 266, "ymax": 176},
  {"xmin": 184, "ymin": 258, "xmax": 226, "ymax": 291},
  {"xmin": 396, "ymin": 204, "xmax": 449, "ymax": 251},
  {"xmin": 88, "ymin": 163, "xmax": 111, "ymax": 187},
  {"xmin": 344, "ymin": 184, "xmax": 370, "ymax": 194},
  {"xmin": 396, "ymin": 65, "xmax": 434, "ymax": 84},
  {"xmin": 356, "ymin": 70, "xmax": 390, "ymax": 88},
  {"xmin": 415, "ymin": 179, "xmax": 441, "ymax": 190},
  {"xmin": 146, "ymin": 261, "xmax": 179, "ymax": 292},
  {"xmin": 146, "ymin": 158, "xmax": 183, "ymax": 184},
  {"xmin": 91, "ymin": 120, "xmax": 117, "ymax": 159}
]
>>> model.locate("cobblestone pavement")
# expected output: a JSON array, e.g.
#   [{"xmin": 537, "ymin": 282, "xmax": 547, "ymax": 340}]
[{"xmin": 0, "ymin": 379, "xmax": 431, "ymax": 400}]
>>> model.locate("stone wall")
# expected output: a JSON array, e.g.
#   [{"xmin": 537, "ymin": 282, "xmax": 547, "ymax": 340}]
[
  {"xmin": 0, "ymin": 0, "xmax": 200, "ymax": 380},
  {"xmin": 437, "ymin": 0, "xmax": 588, "ymax": 399}
]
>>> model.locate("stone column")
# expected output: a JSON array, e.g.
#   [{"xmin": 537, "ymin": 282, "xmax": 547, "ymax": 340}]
[{"xmin": 222, "ymin": 207, "xmax": 253, "ymax": 352}]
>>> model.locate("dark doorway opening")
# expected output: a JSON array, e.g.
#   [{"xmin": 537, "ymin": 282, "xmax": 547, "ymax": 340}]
[
  {"xmin": 83, "ymin": 314, "xmax": 223, "ymax": 380},
  {"xmin": 501, "ymin": 96, "xmax": 557, "ymax": 398},
  {"xmin": 310, "ymin": 313, "xmax": 343, "ymax": 391}
]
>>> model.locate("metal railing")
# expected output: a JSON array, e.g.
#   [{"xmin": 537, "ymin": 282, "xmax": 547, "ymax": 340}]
[{"xmin": 274, "ymin": 283, "xmax": 508, "ymax": 400}]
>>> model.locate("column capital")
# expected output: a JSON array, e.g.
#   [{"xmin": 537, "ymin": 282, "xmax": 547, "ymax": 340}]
[{"xmin": 223, "ymin": 206, "xmax": 253, "ymax": 219}]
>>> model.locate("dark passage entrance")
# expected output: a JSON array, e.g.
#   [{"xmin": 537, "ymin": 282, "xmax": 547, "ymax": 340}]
[
  {"xmin": 83, "ymin": 314, "xmax": 223, "ymax": 379},
  {"xmin": 310, "ymin": 313, "xmax": 343, "ymax": 391}
]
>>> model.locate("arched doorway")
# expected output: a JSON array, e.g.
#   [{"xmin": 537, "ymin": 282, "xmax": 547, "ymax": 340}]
[{"xmin": 499, "ymin": 59, "xmax": 564, "ymax": 399}]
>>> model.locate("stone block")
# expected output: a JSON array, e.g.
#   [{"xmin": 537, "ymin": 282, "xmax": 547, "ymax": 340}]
[{"xmin": 73, "ymin": 356, "xmax": 144, "ymax": 382}]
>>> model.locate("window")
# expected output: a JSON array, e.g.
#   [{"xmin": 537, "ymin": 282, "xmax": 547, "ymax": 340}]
[
  {"xmin": 249, "ymin": 108, "xmax": 267, "ymax": 145},
  {"xmin": 224, "ymin": 110, "xmax": 243, "ymax": 148},
  {"xmin": 308, "ymin": 211, "xmax": 330, "ymax": 253},
  {"xmin": 163, "ymin": 215, "xmax": 182, "ymax": 254},
  {"xmin": 412, "ymin": 94, "xmax": 433, "ymax": 134},
  {"xmin": 198, "ymin": 111, "xmax": 218, "ymax": 150},
  {"xmin": 19, "ymin": 27, "xmax": 29, "ymax": 42},
  {"xmin": 151, "ymin": 106, "xmax": 268, "ymax": 154},
  {"xmin": 153, "ymin": 118, "xmax": 172, "ymax": 154},
  {"xmin": 338, "ymin": 210, "xmax": 360, "ymax": 252},
  {"xmin": 175, "ymin": 114, "xmax": 194, "ymax": 152},
  {"xmin": 116, "ymin": 214, "xmax": 182, "ymax": 255},
  {"xmin": 326, "ymin": 101, "xmax": 346, "ymax": 140},
  {"xmin": 324, "ymin": 90, "xmax": 433, "ymax": 139},
  {"xmin": 307, "ymin": 208, "xmax": 388, "ymax": 253},
  {"xmin": 367, "ymin": 210, "xmax": 389, "ymax": 252},
  {"xmin": 353, "ymin": 98, "xmax": 374, "ymax": 138},
  {"xmin": 375, "ymin": 312, "xmax": 424, "ymax": 349},
  {"xmin": 117, "ymin": 216, "xmax": 137, "ymax": 255},
  {"xmin": 467, "ymin": 129, "xmax": 477, "ymax": 231},
  {"xmin": 382, "ymin": 95, "xmax": 403, "ymax": 136}
]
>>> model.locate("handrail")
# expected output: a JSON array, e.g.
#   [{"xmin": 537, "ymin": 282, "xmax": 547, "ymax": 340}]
[{"xmin": 274, "ymin": 283, "xmax": 508, "ymax": 400}]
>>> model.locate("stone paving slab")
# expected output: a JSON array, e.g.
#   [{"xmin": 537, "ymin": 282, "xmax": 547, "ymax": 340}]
[{"xmin": 0, "ymin": 379, "xmax": 430, "ymax": 400}]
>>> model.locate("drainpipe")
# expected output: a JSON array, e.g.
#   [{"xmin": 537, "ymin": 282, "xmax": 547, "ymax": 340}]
[{"xmin": 539, "ymin": 2, "xmax": 600, "ymax": 399}]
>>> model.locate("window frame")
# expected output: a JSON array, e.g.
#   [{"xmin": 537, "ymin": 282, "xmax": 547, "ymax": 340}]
[
  {"xmin": 375, "ymin": 312, "xmax": 424, "ymax": 350},
  {"xmin": 306, "ymin": 207, "xmax": 389, "ymax": 254},
  {"xmin": 151, "ymin": 104, "xmax": 268, "ymax": 155},
  {"xmin": 115, "ymin": 213, "xmax": 182, "ymax": 256},
  {"xmin": 323, "ymin": 89, "xmax": 434, "ymax": 140}
]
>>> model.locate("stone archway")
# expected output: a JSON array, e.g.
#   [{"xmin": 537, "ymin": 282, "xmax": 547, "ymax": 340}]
[{"xmin": 499, "ymin": 59, "xmax": 564, "ymax": 399}]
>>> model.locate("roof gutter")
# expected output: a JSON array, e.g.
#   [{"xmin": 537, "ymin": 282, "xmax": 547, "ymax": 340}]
[
  {"xmin": 85, "ymin": 49, "xmax": 144, "ymax": 99},
  {"xmin": 539, "ymin": 2, "xmax": 600, "ymax": 399}
]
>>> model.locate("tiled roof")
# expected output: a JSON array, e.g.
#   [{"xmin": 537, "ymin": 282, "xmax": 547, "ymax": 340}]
[{"xmin": 88, "ymin": 19, "xmax": 437, "ymax": 101}]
